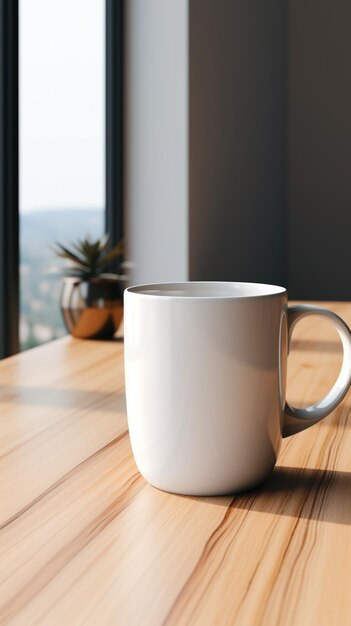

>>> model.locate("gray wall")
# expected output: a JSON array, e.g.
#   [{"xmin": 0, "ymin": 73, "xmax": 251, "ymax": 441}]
[
  {"xmin": 287, "ymin": 0, "xmax": 351, "ymax": 299},
  {"xmin": 125, "ymin": 0, "xmax": 287, "ymax": 288},
  {"xmin": 125, "ymin": 1, "xmax": 351, "ymax": 299},
  {"xmin": 189, "ymin": 0, "xmax": 287, "ymax": 286},
  {"xmin": 124, "ymin": 0, "xmax": 188, "ymax": 285}
]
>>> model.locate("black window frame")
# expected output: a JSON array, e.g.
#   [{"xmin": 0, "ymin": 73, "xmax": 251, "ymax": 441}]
[
  {"xmin": 0, "ymin": 0, "xmax": 123, "ymax": 358},
  {"xmin": 106, "ymin": 0, "xmax": 124, "ymax": 251},
  {"xmin": 0, "ymin": 0, "xmax": 19, "ymax": 358}
]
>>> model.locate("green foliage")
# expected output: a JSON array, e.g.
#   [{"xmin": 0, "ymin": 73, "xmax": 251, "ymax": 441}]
[{"xmin": 54, "ymin": 235, "xmax": 124, "ymax": 279}]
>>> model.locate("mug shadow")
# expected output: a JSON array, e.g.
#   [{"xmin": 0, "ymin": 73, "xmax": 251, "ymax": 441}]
[
  {"xmin": 0, "ymin": 385, "xmax": 125, "ymax": 411},
  {"xmin": 175, "ymin": 465, "xmax": 351, "ymax": 525}
]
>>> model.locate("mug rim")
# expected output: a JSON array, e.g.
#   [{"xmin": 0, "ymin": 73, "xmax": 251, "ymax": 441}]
[{"xmin": 125, "ymin": 281, "xmax": 287, "ymax": 300}]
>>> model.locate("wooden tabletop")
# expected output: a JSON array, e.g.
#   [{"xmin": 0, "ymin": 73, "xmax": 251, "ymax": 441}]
[{"xmin": 1, "ymin": 302, "xmax": 351, "ymax": 626}]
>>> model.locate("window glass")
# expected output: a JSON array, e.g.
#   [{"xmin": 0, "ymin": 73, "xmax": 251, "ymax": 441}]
[{"xmin": 19, "ymin": 0, "xmax": 105, "ymax": 350}]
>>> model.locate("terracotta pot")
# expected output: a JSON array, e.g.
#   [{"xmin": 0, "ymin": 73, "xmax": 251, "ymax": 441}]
[{"xmin": 60, "ymin": 275, "xmax": 124, "ymax": 339}]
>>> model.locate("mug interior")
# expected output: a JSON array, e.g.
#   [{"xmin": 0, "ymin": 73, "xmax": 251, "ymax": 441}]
[{"xmin": 126, "ymin": 281, "xmax": 286, "ymax": 299}]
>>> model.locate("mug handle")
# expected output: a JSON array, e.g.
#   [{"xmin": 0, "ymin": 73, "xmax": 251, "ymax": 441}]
[{"xmin": 283, "ymin": 305, "xmax": 351, "ymax": 437}]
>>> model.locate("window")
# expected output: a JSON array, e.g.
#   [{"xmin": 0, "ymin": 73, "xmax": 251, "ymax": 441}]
[
  {"xmin": 0, "ymin": 0, "xmax": 123, "ymax": 357},
  {"xmin": 19, "ymin": 0, "xmax": 105, "ymax": 349}
]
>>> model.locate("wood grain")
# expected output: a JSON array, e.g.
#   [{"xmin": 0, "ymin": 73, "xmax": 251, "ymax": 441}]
[{"xmin": 1, "ymin": 303, "xmax": 351, "ymax": 625}]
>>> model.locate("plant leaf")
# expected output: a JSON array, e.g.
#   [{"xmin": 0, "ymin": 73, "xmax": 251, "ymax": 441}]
[
  {"xmin": 54, "ymin": 244, "xmax": 87, "ymax": 266},
  {"xmin": 54, "ymin": 236, "xmax": 124, "ymax": 276},
  {"xmin": 95, "ymin": 246, "xmax": 123, "ymax": 268}
]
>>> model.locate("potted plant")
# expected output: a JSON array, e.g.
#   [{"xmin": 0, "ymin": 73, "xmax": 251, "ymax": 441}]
[{"xmin": 55, "ymin": 236, "xmax": 125, "ymax": 339}]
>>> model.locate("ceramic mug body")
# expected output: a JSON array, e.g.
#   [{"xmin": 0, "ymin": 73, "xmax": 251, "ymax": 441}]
[{"xmin": 124, "ymin": 282, "xmax": 351, "ymax": 496}]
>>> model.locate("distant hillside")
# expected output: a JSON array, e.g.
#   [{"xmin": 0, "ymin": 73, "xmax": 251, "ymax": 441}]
[
  {"xmin": 20, "ymin": 208, "xmax": 103, "ymax": 259},
  {"xmin": 20, "ymin": 209, "xmax": 103, "ymax": 350}
]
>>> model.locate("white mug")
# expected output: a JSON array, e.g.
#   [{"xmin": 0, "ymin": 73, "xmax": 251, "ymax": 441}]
[{"xmin": 124, "ymin": 282, "xmax": 351, "ymax": 496}]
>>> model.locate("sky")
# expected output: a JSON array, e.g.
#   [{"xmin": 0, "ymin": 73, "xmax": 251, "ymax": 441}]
[{"xmin": 19, "ymin": 0, "xmax": 105, "ymax": 213}]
